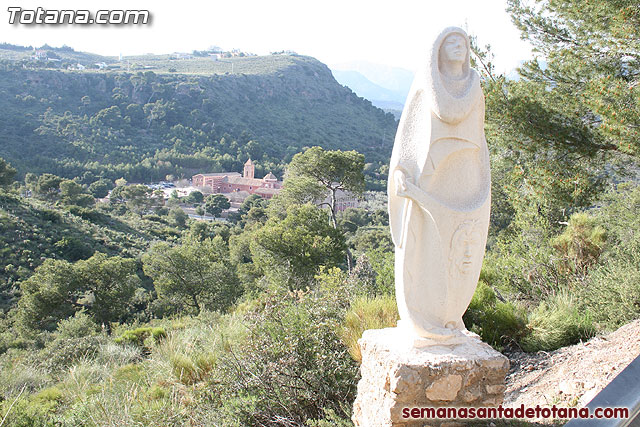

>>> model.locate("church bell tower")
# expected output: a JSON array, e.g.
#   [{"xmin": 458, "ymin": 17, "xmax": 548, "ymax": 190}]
[{"xmin": 243, "ymin": 158, "xmax": 255, "ymax": 179}]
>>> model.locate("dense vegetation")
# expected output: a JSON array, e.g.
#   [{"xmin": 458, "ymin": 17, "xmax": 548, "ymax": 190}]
[
  {"xmin": 0, "ymin": 1, "xmax": 639, "ymax": 424},
  {"xmin": 0, "ymin": 49, "xmax": 396, "ymax": 190}
]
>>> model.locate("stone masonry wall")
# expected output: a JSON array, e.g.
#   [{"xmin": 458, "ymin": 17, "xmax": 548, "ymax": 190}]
[{"xmin": 352, "ymin": 328, "xmax": 509, "ymax": 427}]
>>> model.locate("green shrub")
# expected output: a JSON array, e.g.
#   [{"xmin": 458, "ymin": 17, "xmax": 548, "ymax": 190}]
[
  {"xmin": 463, "ymin": 281, "xmax": 527, "ymax": 350},
  {"xmin": 214, "ymin": 289, "xmax": 358, "ymax": 426},
  {"xmin": 481, "ymin": 213, "xmax": 560, "ymax": 303},
  {"xmin": 53, "ymin": 236, "xmax": 93, "ymax": 261},
  {"xmin": 94, "ymin": 341, "xmax": 142, "ymax": 367},
  {"xmin": 145, "ymin": 384, "xmax": 170, "ymax": 401},
  {"xmin": 308, "ymin": 408, "xmax": 354, "ymax": 427},
  {"xmin": 115, "ymin": 327, "xmax": 167, "ymax": 350},
  {"xmin": 33, "ymin": 386, "xmax": 63, "ymax": 403},
  {"xmin": 583, "ymin": 252, "xmax": 640, "ymax": 330},
  {"xmin": 113, "ymin": 363, "xmax": 145, "ymax": 384},
  {"xmin": 522, "ymin": 291, "xmax": 595, "ymax": 352},
  {"xmin": 0, "ymin": 386, "xmax": 63, "ymax": 427},
  {"xmin": 0, "ymin": 330, "xmax": 31, "ymax": 354},
  {"xmin": 552, "ymin": 212, "xmax": 606, "ymax": 275},
  {"xmin": 66, "ymin": 206, "xmax": 107, "ymax": 223},
  {"xmin": 36, "ymin": 209, "xmax": 61, "ymax": 223},
  {"xmin": 55, "ymin": 311, "xmax": 100, "ymax": 339},
  {"xmin": 366, "ymin": 248, "xmax": 395, "ymax": 295},
  {"xmin": 315, "ymin": 267, "xmax": 350, "ymax": 297},
  {"xmin": 580, "ymin": 183, "xmax": 640, "ymax": 330},
  {"xmin": 155, "ymin": 207, "xmax": 169, "ymax": 216},
  {"xmin": 37, "ymin": 336, "xmax": 106, "ymax": 372},
  {"xmin": 339, "ymin": 295, "xmax": 398, "ymax": 363},
  {"xmin": 0, "ymin": 357, "xmax": 50, "ymax": 399},
  {"xmin": 170, "ymin": 352, "xmax": 216, "ymax": 385},
  {"xmin": 143, "ymin": 214, "xmax": 165, "ymax": 223},
  {"xmin": 347, "ymin": 254, "xmax": 389, "ymax": 297}
]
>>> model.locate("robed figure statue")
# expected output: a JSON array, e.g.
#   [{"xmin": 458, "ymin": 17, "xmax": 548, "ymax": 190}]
[{"xmin": 388, "ymin": 26, "xmax": 491, "ymax": 343}]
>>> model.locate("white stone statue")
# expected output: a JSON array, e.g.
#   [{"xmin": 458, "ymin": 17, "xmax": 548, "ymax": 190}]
[{"xmin": 388, "ymin": 26, "xmax": 491, "ymax": 344}]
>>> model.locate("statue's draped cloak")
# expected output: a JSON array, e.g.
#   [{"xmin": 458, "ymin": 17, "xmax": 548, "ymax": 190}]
[{"xmin": 387, "ymin": 27, "xmax": 491, "ymax": 338}]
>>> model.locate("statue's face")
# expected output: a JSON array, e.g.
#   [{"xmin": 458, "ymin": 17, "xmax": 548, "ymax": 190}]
[
  {"xmin": 452, "ymin": 229, "xmax": 481, "ymax": 276},
  {"xmin": 441, "ymin": 33, "xmax": 466, "ymax": 64}
]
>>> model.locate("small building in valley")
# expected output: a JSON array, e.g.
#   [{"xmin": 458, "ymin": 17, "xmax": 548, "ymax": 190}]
[{"xmin": 331, "ymin": 189, "xmax": 361, "ymax": 212}]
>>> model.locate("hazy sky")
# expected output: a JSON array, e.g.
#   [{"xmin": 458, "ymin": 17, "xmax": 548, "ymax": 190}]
[{"xmin": 1, "ymin": 0, "xmax": 533, "ymax": 73}]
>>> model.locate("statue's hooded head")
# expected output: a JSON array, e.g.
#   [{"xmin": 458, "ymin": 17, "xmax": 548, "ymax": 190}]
[
  {"xmin": 418, "ymin": 26, "xmax": 479, "ymax": 114},
  {"xmin": 431, "ymin": 26, "xmax": 471, "ymax": 81}
]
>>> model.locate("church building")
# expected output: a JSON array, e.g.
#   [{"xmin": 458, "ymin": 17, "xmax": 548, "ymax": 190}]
[{"xmin": 192, "ymin": 159, "xmax": 282, "ymax": 199}]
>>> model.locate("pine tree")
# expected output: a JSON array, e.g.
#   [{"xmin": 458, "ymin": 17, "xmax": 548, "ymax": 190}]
[
  {"xmin": 475, "ymin": 0, "xmax": 640, "ymax": 231},
  {"xmin": 507, "ymin": 0, "xmax": 640, "ymax": 157}
]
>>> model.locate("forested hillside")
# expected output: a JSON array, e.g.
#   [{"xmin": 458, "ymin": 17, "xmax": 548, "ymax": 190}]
[{"xmin": 0, "ymin": 50, "xmax": 396, "ymax": 187}]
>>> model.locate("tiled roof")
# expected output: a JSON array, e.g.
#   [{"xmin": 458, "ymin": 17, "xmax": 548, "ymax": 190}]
[
  {"xmin": 195, "ymin": 172, "xmax": 241, "ymax": 177},
  {"xmin": 226, "ymin": 176, "xmax": 264, "ymax": 186},
  {"xmin": 254, "ymin": 187, "xmax": 280, "ymax": 195}
]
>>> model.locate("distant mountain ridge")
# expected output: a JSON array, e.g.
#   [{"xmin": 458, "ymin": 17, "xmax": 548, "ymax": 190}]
[
  {"xmin": 330, "ymin": 70, "xmax": 405, "ymax": 111},
  {"xmin": 331, "ymin": 61, "xmax": 414, "ymax": 110}
]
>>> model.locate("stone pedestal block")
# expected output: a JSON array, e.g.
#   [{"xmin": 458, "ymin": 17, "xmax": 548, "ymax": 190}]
[{"xmin": 352, "ymin": 328, "xmax": 509, "ymax": 427}]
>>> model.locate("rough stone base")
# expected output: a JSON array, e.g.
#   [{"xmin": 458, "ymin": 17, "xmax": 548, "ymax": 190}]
[{"xmin": 352, "ymin": 328, "xmax": 509, "ymax": 427}]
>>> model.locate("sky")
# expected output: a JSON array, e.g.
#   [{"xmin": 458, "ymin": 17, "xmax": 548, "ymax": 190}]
[{"xmin": 0, "ymin": 0, "xmax": 533, "ymax": 74}]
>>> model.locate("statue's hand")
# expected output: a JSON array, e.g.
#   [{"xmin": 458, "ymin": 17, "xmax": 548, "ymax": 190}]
[
  {"xmin": 400, "ymin": 180, "xmax": 436, "ymax": 214},
  {"xmin": 394, "ymin": 170, "xmax": 409, "ymax": 197},
  {"xmin": 403, "ymin": 181, "xmax": 421, "ymax": 200}
]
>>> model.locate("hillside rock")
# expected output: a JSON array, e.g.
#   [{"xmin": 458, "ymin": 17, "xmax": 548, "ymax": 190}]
[{"xmin": 505, "ymin": 319, "xmax": 640, "ymax": 423}]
